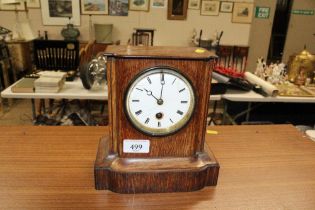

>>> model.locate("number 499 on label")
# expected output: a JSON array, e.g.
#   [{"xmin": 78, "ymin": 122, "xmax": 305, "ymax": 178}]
[{"xmin": 123, "ymin": 139, "xmax": 150, "ymax": 153}]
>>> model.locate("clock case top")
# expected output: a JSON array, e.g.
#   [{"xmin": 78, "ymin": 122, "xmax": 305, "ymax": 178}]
[
  {"xmin": 105, "ymin": 45, "xmax": 217, "ymax": 158},
  {"xmin": 104, "ymin": 45, "xmax": 216, "ymax": 60}
]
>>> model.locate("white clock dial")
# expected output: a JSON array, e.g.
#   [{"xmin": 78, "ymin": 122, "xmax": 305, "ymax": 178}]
[{"xmin": 125, "ymin": 67, "xmax": 195, "ymax": 136}]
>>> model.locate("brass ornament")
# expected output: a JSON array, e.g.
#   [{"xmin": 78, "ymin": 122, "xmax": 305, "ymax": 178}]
[{"xmin": 287, "ymin": 48, "xmax": 315, "ymax": 83}]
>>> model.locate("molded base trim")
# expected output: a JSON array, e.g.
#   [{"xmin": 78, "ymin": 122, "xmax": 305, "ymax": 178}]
[{"xmin": 94, "ymin": 136, "xmax": 219, "ymax": 193}]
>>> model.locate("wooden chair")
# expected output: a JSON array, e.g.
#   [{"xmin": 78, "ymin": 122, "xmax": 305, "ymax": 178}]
[
  {"xmin": 232, "ymin": 46, "xmax": 249, "ymax": 73},
  {"xmin": 0, "ymin": 41, "xmax": 14, "ymax": 108},
  {"xmin": 0, "ymin": 41, "xmax": 14, "ymax": 89},
  {"xmin": 132, "ymin": 32, "xmax": 150, "ymax": 46},
  {"xmin": 79, "ymin": 40, "xmax": 94, "ymax": 66},
  {"xmin": 132, "ymin": 28, "xmax": 155, "ymax": 46},
  {"xmin": 217, "ymin": 46, "xmax": 234, "ymax": 69},
  {"xmin": 216, "ymin": 45, "xmax": 249, "ymax": 73}
]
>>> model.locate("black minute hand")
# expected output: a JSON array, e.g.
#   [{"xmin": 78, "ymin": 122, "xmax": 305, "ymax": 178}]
[{"xmin": 159, "ymin": 73, "xmax": 165, "ymax": 99}]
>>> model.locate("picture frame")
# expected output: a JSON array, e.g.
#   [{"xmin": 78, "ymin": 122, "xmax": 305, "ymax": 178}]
[
  {"xmin": 188, "ymin": 0, "xmax": 200, "ymax": 10},
  {"xmin": 40, "ymin": 0, "xmax": 81, "ymax": 26},
  {"xmin": 167, "ymin": 0, "xmax": 188, "ymax": 20},
  {"xmin": 0, "ymin": 2, "xmax": 26, "ymax": 11},
  {"xmin": 151, "ymin": 0, "xmax": 166, "ymax": 8},
  {"xmin": 232, "ymin": 2, "xmax": 254, "ymax": 23},
  {"xmin": 109, "ymin": 0, "xmax": 128, "ymax": 16},
  {"xmin": 80, "ymin": 0, "xmax": 108, "ymax": 15},
  {"xmin": 200, "ymin": 0, "xmax": 219, "ymax": 16},
  {"xmin": 27, "ymin": 0, "xmax": 41, "ymax": 8},
  {"xmin": 220, "ymin": 1, "xmax": 233, "ymax": 13},
  {"xmin": 129, "ymin": 0, "xmax": 150, "ymax": 11}
]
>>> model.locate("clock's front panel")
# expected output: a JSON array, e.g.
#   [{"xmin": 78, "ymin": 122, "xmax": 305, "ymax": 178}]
[{"xmin": 110, "ymin": 57, "xmax": 213, "ymax": 158}]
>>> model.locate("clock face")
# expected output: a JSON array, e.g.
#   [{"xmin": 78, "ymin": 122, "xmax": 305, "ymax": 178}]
[{"xmin": 125, "ymin": 67, "xmax": 195, "ymax": 136}]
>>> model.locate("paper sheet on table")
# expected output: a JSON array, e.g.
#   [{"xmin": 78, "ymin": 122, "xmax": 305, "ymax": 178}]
[{"xmin": 244, "ymin": 72, "xmax": 279, "ymax": 97}]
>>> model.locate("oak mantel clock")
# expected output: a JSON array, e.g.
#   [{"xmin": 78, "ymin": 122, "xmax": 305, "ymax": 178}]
[{"xmin": 94, "ymin": 45, "xmax": 219, "ymax": 193}]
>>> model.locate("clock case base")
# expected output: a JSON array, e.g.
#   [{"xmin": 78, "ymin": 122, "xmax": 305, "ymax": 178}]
[{"xmin": 94, "ymin": 136, "xmax": 220, "ymax": 193}]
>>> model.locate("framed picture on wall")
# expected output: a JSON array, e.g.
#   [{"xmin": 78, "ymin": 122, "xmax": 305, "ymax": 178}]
[
  {"xmin": 220, "ymin": 1, "xmax": 233, "ymax": 13},
  {"xmin": 80, "ymin": 0, "xmax": 108, "ymax": 15},
  {"xmin": 129, "ymin": 0, "xmax": 150, "ymax": 11},
  {"xmin": 200, "ymin": 0, "xmax": 219, "ymax": 16},
  {"xmin": 151, "ymin": 0, "xmax": 166, "ymax": 8},
  {"xmin": 109, "ymin": 0, "xmax": 128, "ymax": 16},
  {"xmin": 167, "ymin": 0, "xmax": 188, "ymax": 20},
  {"xmin": 27, "ymin": 0, "xmax": 41, "ymax": 8},
  {"xmin": 232, "ymin": 2, "xmax": 254, "ymax": 23},
  {"xmin": 188, "ymin": 0, "xmax": 200, "ymax": 10},
  {"xmin": 40, "ymin": 0, "xmax": 81, "ymax": 25}
]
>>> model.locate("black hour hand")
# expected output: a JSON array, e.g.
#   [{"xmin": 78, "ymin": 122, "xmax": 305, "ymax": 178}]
[{"xmin": 144, "ymin": 88, "xmax": 159, "ymax": 101}]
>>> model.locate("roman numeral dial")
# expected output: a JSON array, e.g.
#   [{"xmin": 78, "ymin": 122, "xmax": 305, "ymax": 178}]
[{"xmin": 125, "ymin": 67, "xmax": 195, "ymax": 136}]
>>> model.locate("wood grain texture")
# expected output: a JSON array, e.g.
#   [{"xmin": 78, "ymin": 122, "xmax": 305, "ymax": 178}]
[
  {"xmin": 105, "ymin": 45, "xmax": 217, "ymax": 60},
  {"xmin": 114, "ymin": 59, "xmax": 212, "ymax": 157},
  {"xmin": 94, "ymin": 136, "xmax": 219, "ymax": 193},
  {"xmin": 105, "ymin": 46, "xmax": 216, "ymax": 158},
  {"xmin": 100, "ymin": 46, "xmax": 218, "ymax": 193},
  {"xmin": 1, "ymin": 125, "xmax": 315, "ymax": 209}
]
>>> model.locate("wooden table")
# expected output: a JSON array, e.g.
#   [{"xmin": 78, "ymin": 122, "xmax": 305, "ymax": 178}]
[{"xmin": 1, "ymin": 125, "xmax": 315, "ymax": 209}]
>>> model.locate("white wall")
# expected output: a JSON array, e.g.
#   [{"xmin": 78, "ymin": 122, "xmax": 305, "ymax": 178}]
[
  {"xmin": 246, "ymin": 0, "xmax": 277, "ymax": 72},
  {"xmin": 0, "ymin": 0, "xmax": 253, "ymax": 46},
  {"xmin": 282, "ymin": 0, "xmax": 315, "ymax": 63}
]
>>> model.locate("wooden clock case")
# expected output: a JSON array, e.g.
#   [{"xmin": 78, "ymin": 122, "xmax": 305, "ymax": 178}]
[{"xmin": 94, "ymin": 46, "xmax": 219, "ymax": 193}]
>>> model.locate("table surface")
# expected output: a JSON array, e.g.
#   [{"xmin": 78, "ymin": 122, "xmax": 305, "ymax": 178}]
[
  {"xmin": 223, "ymin": 89, "xmax": 315, "ymax": 103},
  {"xmin": 1, "ymin": 78, "xmax": 108, "ymax": 100},
  {"xmin": 1, "ymin": 77, "xmax": 221, "ymax": 101},
  {"xmin": 0, "ymin": 124, "xmax": 315, "ymax": 209},
  {"xmin": 3, "ymin": 78, "xmax": 315, "ymax": 103}
]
